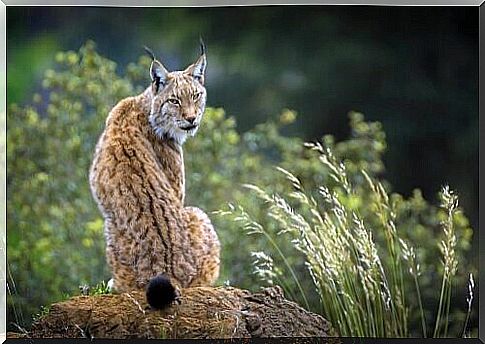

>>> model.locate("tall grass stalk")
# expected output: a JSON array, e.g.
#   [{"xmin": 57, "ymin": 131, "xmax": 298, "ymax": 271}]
[
  {"xmin": 400, "ymin": 238, "xmax": 427, "ymax": 337},
  {"xmin": 461, "ymin": 273, "xmax": 475, "ymax": 337},
  {"xmin": 215, "ymin": 204, "xmax": 310, "ymax": 310},
  {"xmin": 433, "ymin": 186, "xmax": 458, "ymax": 338},
  {"xmin": 361, "ymin": 170, "xmax": 407, "ymax": 337}
]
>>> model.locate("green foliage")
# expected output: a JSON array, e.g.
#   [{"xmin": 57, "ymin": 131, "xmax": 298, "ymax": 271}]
[
  {"xmin": 7, "ymin": 35, "xmax": 59, "ymax": 105},
  {"xmin": 7, "ymin": 42, "xmax": 475, "ymax": 337},
  {"xmin": 91, "ymin": 280, "xmax": 111, "ymax": 296},
  {"xmin": 32, "ymin": 305, "xmax": 50, "ymax": 323},
  {"xmin": 159, "ymin": 326, "xmax": 168, "ymax": 339}
]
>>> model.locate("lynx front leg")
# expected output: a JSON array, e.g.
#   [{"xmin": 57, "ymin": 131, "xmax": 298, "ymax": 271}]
[
  {"xmin": 105, "ymin": 239, "xmax": 144, "ymax": 293},
  {"xmin": 104, "ymin": 225, "xmax": 139, "ymax": 293},
  {"xmin": 184, "ymin": 206, "xmax": 220, "ymax": 286}
]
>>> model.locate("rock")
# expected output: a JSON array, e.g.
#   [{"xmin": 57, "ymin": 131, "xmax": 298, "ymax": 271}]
[{"xmin": 10, "ymin": 286, "xmax": 337, "ymax": 339}]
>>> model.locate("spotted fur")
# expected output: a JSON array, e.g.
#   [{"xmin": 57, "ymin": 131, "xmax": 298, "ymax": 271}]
[{"xmin": 89, "ymin": 45, "xmax": 220, "ymax": 307}]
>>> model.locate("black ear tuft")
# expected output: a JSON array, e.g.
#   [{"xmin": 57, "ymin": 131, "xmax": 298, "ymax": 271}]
[
  {"xmin": 199, "ymin": 36, "xmax": 206, "ymax": 56},
  {"xmin": 143, "ymin": 45, "xmax": 156, "ymax": 61},
  {"xmin": 146, "ymin": 274, "xmax": 178, "ymax": 309}
]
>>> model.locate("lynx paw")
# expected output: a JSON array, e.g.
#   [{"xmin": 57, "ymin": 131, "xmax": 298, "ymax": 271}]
[{"xmin": 107, "ymin": 278, "xmax": 117, "ymax": 293}]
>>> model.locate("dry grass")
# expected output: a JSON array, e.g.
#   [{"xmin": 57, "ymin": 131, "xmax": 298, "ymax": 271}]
[{"xmin": 221, "ymin": 142, "xmax": 474, "ymax": 338}]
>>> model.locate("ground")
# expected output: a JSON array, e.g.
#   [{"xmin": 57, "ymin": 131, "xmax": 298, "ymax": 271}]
[{"xmin": 8, "ymin": 285, "xmax": 337, "ymax": 339}]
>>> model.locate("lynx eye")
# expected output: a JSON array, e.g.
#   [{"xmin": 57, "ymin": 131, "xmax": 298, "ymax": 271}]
[
  {"xmin": 193, "ymin": 92, "xmax": 202, "ymax": 101},
  {"xmin": 167, "ymin": 98, "xmax": 181, "ymax": 106}
]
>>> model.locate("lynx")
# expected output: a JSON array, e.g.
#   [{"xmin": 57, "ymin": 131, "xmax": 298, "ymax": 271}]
[{"xmin": 89, "ymin": 42, "xmax": 220, "ymax": 309}]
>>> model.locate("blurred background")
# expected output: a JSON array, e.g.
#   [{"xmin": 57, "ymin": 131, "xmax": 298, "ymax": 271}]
[
  {"xmin": 8, "ymin": 6, "xmax": 478, "ymax": 223},
  {"xmin": 7, "ymin": 5, "xmax": 478, "ymax": 336}
]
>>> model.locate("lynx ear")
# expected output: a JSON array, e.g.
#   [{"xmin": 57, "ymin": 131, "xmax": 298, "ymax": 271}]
[
  {"xmin": 184, "ymin": 39, "xmax": 207, "ymax": 85},
  {"xmin": 150, "ymin": 59, "xmax": 168, "ymax": 93},
  {"xmin": 144, "ymin": 46, "xmax": 168, "ymax": 93}
]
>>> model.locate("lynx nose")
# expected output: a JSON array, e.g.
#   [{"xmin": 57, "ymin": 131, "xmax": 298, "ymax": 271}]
[{"xmin": 186, "ymin": 116, "xmax": 196, "ymax": 124}]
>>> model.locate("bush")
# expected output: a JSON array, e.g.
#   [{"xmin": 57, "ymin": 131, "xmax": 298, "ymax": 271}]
[{"xmin": 7, "ymin": 41, "xmax": 475, "ymax": 336}]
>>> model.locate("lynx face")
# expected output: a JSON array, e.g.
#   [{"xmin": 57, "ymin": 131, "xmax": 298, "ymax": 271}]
[{"xmin": 148, "ymin": 48, "xmax": 207, "ymax": 145}]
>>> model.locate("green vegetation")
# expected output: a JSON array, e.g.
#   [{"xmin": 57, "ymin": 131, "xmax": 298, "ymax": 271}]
[
  {"xmin": 32, "ymin": 305, "xmax": 50, "ymax": 323},
  {"xmin": 7, "ymin": 42, "xmax": 476, "ymax": 337},
  {"xmin": 91, "ymin": 280, "xmax": 111, "ymax": 296},
  {"xmin": 220, "ymin": 149, "xmax": 474, "ymax": 337}
]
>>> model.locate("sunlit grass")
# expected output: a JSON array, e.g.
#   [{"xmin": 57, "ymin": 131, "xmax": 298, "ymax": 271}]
[{"xmin": 219, "ymin": 142, "xmax": 474, "ymax": 338}]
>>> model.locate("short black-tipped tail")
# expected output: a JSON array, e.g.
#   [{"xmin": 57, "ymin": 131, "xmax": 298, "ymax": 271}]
[{"xmin": 146, "ymin": 274, "xmax": 178, "ymax": 309}]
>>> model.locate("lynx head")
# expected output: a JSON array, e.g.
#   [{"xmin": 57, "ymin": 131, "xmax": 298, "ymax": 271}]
[{"xmin": 147, "ymin": 42, "xmax": 207, "ymax": 145}]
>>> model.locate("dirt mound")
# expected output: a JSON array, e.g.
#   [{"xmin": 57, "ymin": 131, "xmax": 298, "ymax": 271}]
[{"xmin": 10, "ymin": 286, "xmax": 337, "ymax": 339}]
